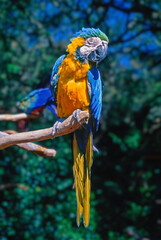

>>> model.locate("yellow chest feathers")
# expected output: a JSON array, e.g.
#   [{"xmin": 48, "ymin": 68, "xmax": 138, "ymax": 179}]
[{"xmin": 56, "ymin": 37, "xmax": 91, "ymax": 118}]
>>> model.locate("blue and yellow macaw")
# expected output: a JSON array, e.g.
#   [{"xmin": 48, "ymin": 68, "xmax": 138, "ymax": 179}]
[{"xmin": 18, "ymin": 28, "xmax": 109, "ymax": 227}]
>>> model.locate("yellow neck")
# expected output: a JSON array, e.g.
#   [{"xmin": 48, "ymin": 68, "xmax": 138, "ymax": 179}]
[
  {"xmin": 58, "ymin": 36, "xmax": 91, "ymax": 79},
  {"xmin": 67, "ymin": 36, "xmax": 85, "ymax": 55}
]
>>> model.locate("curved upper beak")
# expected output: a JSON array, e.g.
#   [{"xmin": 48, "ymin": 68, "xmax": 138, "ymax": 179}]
[{"xmin": 88, "ymin": 41, "xmax": 108, "ymax": 63}]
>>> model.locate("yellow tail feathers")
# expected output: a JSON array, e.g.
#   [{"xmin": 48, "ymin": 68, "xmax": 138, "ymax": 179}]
[
  {"xmin": 73, "ymin": 132, "xmax": 93, "ymax": 227},
  {"xmin": 83, "ymin": 167, "xmax": 90, "ymax": 227}
]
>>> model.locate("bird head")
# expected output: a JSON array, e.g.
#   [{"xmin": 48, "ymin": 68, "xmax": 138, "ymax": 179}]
[{"xmin": 67, "ymin": 28, "xmax": 109, "ymax": 64}]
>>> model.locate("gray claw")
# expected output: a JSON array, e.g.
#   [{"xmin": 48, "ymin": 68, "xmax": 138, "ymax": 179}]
[
  {"xmin": 93, "ymin": 145, "xmax": 99, "ymax": 152},
  {"xmin": 72, "ymin": 109, "xmax": 81, "ymax": 124},
  {"xmin": 52, "ymin": 121, "xmax": 61, "ymax": 138}
]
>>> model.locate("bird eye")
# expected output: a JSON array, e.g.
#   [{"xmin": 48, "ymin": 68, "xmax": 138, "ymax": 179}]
[{"xmin": 88, "ymin": 38, "xmax": 94, "ymax": 43}]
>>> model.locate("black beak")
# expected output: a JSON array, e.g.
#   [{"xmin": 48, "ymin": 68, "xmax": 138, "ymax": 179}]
[{"xmin": 88, "ymin": 50, "xmax": 100, "ymax": 62}]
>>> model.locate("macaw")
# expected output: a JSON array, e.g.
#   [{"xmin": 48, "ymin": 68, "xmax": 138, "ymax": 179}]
[
  {"xmin": 51, "ymin": 28, "xmax": 108, "ymax": 227},
  {"xmin": 18, "ymin": 27, "xmax": 109, "ymax": 227}
]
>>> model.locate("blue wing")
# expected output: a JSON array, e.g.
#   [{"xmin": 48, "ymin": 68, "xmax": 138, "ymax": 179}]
[
  {"xmin": 87, "ymin": 67, "xmax": 103, "ymax": 131},
  {"xmin": 50, "ymin": 54, "xmax": 66, "ymax": 104},
  {"xmin": 17, "ymin": 88, "xmax": 56, "ymax": 115},
  {"xmin": 18, "ymin": 55, "xmax": 66, "ymax": 115}
]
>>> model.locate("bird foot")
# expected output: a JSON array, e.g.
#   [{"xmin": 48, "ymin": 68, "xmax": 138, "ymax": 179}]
[
  {"xmin": 52, "ymin": 119, "xmax": 64, "ymax": 138},
  {"xmin": 72, "ymin": 109, "xmax": 88, "ymax": 125},
  {"xmin": 72, "ymin": 109, "xmax": 81, "ymax": 124}
]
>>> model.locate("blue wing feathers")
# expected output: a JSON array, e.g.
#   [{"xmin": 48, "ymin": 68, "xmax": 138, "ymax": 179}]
[
  {"xmin": 50, "ymin": 54, "xmax": 66, "ymax": 102},
  {"xmin": 87, "ymin": 67, "xmax": 103, "ymax": 131},
  {"xmin": 18, "ymin": 55, "xmax": 66, "ymax": 115},
  {"xmin": 18, "ymin": 88, "xmax": 57, "ymax": 115}
]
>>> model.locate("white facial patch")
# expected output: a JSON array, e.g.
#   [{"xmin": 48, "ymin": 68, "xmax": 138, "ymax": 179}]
[{"xmin": 79, "ymin": 37, "xmax": 102, "ymax": 57}]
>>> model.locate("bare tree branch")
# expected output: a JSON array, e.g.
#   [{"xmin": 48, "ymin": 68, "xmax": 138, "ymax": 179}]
[
  {"xmin": 0, "ymin": 113, "xmax": 40, "ymax": 122},
  {"xmin": 125, "ymin": 228, "xmax": 150, "ymax": 240},
  {"xmin": 155, "ymin": 199, "xmax": 161, "ymax": 205},
  {"xmin": 157, "ymin": 219, "xmax": 161, "ymax": 225},
  {"xmin": 0, "ymin": 131, "xmax": 56, "ymax": 157},
  {"xmin": 110, "ymin": 28, "xmax": 150, "ymax": 45},
  {"xmin": 0, "ymin": 110, "xmax": 89, "ymax": 150},
  {"xmin": 0, "ymin": 183, "xmax": 29, "ymax": 191}
]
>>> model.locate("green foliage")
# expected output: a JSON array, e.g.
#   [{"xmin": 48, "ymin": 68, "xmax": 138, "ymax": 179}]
[
  {"xmin": 0, "ymin": 0, "xmax": 161, "ymax": 239},
  {"xmin": 0, "ymin": 138, "xmax": 100, "ymax": 239}
]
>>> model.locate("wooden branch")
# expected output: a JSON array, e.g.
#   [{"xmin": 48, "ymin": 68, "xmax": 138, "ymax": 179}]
[
  {"xmin": 18, "ymin": 142, "xmax": 57, "ymax": 157},
  {"xmin": 0, "ymin": 131, "xmax": 56, "ymax": 157},
  {"xmin": 157, "ymin": 219, "xmax": 161, "ymax": 225},
  {"xmin": 0, "ymin": 183, "xmax": 29, "ymax": 191},
  {"xmin": 0, "ymin": 111, "xmax": 89, "ymax": 150},
  {"xmin": 125, "ymin": 228, "xmax": 150, "ymax": 240},
  {"xmin": 155, "ymin": 199, "xmax": 161, "ymax": 205},
  {"xmin": 0, "ymin": 113, "xmax": 40, "ymax": 122},
  {"xmin": 4, "ymin": 130, "xmax": 18, "ymax": 134}
]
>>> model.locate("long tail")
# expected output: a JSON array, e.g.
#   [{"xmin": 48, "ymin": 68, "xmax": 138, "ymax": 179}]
[
  {"xmin": 17, "ymin": 88, "xmax": 57, "ymax": 115},
  {"xmin": 73, "ymin": 130, "xmax": 93, "ymax": 227}
]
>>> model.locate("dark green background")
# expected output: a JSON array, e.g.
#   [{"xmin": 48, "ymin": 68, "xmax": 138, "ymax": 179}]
[{"xmin": 0, "ymin": 0, "xmax": 161, "ymax": 239}]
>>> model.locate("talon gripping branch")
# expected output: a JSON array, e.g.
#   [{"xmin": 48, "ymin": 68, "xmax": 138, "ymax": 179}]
[{"xmin": 18, "ymin": 28, "xmax": 109, "ymax": 227}]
